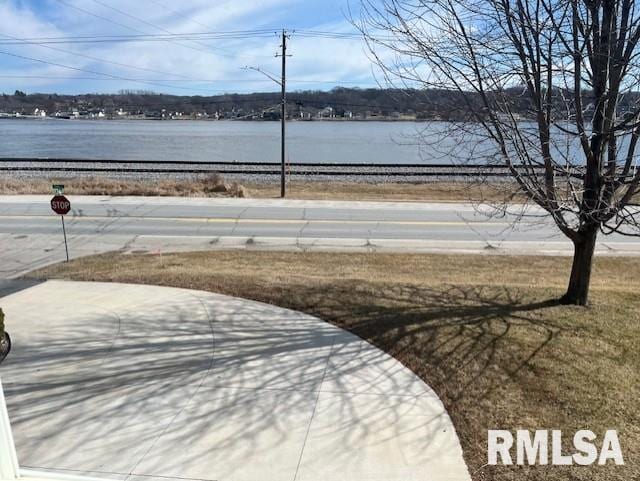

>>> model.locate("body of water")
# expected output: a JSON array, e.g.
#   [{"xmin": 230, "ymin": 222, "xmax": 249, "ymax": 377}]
[{"xmin": 0, "ymin": 118, "xmax": 437, "ymax": 164}]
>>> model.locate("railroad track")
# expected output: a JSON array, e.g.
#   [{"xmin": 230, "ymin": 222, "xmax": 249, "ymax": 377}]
[{"xmin": 0, "ymin": 157, "xmax": 561, "ymax": 178}]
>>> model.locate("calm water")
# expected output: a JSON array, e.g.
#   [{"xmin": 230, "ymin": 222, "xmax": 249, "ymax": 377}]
[{"xmin": 0, "ymin": 118, "xmax": 438, "ymax": 164}]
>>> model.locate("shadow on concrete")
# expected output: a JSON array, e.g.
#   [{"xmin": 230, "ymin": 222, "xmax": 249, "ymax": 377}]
[
  {"xmin": 0, "ymin": 282, "xmax": 468, "ymax": 481},
  {"xmin": 0, "ymin": 279, "xmax": 43, "ymax": 299}
]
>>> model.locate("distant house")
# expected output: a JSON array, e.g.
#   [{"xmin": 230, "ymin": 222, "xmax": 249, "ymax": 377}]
[
  {"xmin": 318, "ymin": 106, "xmax": 334, "ymax": 118},
  {"xmin": 34, "ymin": 108, "xmax": 46, "ymax": 117}
]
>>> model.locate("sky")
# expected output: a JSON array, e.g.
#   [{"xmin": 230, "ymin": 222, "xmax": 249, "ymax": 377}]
[{"xmin": 0, "ymin": 0, "xmax": 382, "ymax": 96}]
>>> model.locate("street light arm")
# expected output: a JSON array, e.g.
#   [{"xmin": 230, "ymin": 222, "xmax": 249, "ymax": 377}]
[{"xmin": 241, "ymin": 66, "xmax": 282, "ymax": 86}]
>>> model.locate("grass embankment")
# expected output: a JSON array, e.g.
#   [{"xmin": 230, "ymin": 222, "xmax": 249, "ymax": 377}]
[
  {"xmin": 0, "ymin": 175, "xmax": 247, "ymax": 197},
  {"xmin": 244, "ymin": 180, "xmax": 518, "ymax": 202},
  {"xmin": 27, "ymin": 252, "xmax": 639, "ymax": 481},
  {"xmin": 0, "ymin": 176, "xmax": 520, "ymax": 202}
]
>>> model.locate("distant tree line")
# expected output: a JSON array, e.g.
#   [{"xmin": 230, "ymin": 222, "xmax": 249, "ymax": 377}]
[{"xmin": 0, "ymin": 86, "xmax": 636, "ymax": 121}]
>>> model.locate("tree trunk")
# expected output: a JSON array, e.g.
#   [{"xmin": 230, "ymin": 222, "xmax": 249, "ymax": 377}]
[{"xmin": 561, "ymin": 228, "xmax": 598, "ymax": 306}]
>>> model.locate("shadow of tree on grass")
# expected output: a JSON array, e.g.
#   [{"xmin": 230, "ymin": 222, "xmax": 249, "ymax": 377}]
[{"xmin": 252, "ymin": 280, "xmax": 634, "ymax": 481}]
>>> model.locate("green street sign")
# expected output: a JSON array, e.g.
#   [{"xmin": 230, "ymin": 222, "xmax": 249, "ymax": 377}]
[{"xmin": 52, "ymin": 184, "xmax": 64, "ymax": 194}]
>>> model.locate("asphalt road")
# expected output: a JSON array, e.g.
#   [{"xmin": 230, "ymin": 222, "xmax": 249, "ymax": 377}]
[{"xmin": 1, "ymin": 195, "xmax": 638, "ymax": 278}]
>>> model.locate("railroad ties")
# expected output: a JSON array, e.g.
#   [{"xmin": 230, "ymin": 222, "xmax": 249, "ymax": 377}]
[{"xmin": 0, "ymin": 157, "xmax": 577, "ymax": 180}]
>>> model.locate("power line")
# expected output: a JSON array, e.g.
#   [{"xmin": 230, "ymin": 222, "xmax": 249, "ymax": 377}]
[
  {"xmin": 0, "ymin": 33, "xmax": 196, "ymax": 81},
  {"xmin": 0, "ymin": 74, "xmax": 377, "ymax": 86},
  {"xmin": 0, "ymin": 29, "xmax": 378, "ymax": 46},
  {"xmin": 0, "ymin": 22, "xmax": 284, "ymax": 88},
  {"xmin": 90, "ymin": 0, "xmax": 184, "ymax": 34},
  {"xmin": 145, "ymin": 0, "xmax": 224, "ymax": 33},
  {"xmin": 87, "ymin": 0, "xmax": 213, "ymax": 54},
  {"xmin": 140, "ymin": 0, "xmax": 277, "ymax": 60},
  {"xmin": 0, "ymin": 29, "xmax": 279, "ymax": 41},
  {"xmin": 0, "ymin": 30, "xmax": 280, "ymax": 44},
  {"xmin": 87, "ymin": 0, "xmax": 270, "ymax": 59},
  {"xmin": 0, "ymin": 49, "xmax": 235, "ymax": 94},
  {"xmin": 53, "ymin": 0, "xmax": 148, "ymax": 35},
  {"xmin": 296, "ymin": 31, "xmax": 363, "ymax": 38},
  {"xmin": 294, "ymin": 30, "xmax": 394, "ymax": 40},
  {"xmin": 0, "ymin": 35, "xmax": 277, "ymax": 46},
  {"xmin": 51, "ymin": 0, "xmax": 268, "ymax": 59}
]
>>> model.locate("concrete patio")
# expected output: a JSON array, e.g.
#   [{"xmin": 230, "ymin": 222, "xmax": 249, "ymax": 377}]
[{"xmin": 0, "ymin": 281, "xmax": 470, "ymax": 481}]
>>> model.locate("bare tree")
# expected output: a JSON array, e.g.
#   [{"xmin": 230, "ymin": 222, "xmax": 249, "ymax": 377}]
[{"xmin": 357, "ymin": 0, "xmax": 640, "ymax": 305}]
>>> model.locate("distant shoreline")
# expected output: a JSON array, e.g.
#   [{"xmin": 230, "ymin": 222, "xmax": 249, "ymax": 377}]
[{"xmin": 0, "ymin": 116, "xmax": 428, "ymax": 122}]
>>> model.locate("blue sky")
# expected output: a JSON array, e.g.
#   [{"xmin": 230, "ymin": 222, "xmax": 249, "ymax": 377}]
[{"xmin": 0, "ymin": 0, "xmax": 381, "ymax": 95}]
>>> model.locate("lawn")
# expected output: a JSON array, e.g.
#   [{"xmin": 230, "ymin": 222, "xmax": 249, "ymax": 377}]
[{"xmin": 27, "ymin": 252, "xmax": 640, "ymax": 481}]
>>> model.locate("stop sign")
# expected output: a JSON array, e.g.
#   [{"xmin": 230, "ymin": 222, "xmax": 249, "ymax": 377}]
[{"xmin": 51, "ymin": 195, "xmax": 71, "ymax": 215}]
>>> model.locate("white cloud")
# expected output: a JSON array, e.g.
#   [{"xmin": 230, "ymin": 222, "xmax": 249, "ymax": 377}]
[
  {"xmin": 0, "ymin": 1, "xmax": 63, "ymax": 39},
  {"xmin": 0, "ymin": 0, "xmax": 380, "ymax": 94}
]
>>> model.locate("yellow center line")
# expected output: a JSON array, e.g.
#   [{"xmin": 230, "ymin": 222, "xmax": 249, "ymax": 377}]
[{"xmin": 0, "ymin": 214, "xmax": 511, "ymax": 226}]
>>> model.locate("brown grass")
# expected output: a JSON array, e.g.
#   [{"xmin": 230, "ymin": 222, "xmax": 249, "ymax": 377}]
[
  {"xmin": 235, "ymin": 180, "xmax": 525, "ymax": 202},
  {"xmin": 0, "ymin": 176, "xmax": 525, "ymax": 202},
  {"xmin": 27, "ymin": 252, "xmax": 640, "ymax": 481},
  {"xmin": 0, "ymin": 174, "xmax": 247, "ymax": 197},
  {"xmin": 3, "ymin": 176, "xmax": 638, "ymax": 204}
]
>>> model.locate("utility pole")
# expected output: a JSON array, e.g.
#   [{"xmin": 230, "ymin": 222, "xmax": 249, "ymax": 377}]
[
  {"xmin": 278, "ymin": 29, "xmax": 288, "ymax": 198},
  {"xmin": 244, "ymin": 29, "xmax": 290, "ymax": 198}
]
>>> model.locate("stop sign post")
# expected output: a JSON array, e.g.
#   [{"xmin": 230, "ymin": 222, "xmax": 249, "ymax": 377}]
[{"xmin": 50, "ymin": 187, "xmax": 70, "ymax": 262}]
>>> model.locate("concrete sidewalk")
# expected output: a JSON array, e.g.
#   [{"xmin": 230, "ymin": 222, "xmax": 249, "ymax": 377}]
[{"xmin": 0, "ymin": 281, "xmax": 469, "ymax": 481}]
